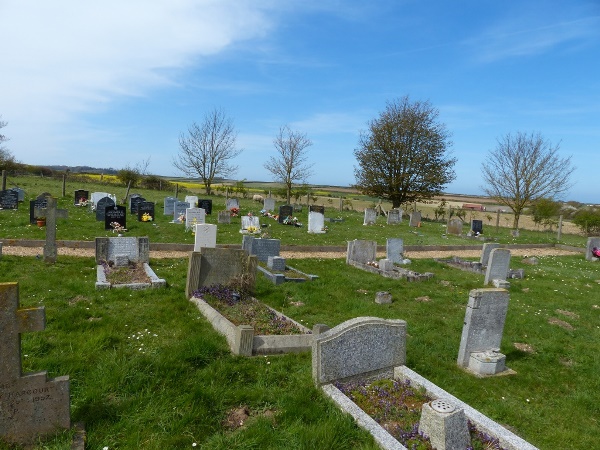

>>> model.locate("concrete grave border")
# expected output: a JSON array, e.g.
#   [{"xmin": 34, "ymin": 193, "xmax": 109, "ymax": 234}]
[{"xmin": 257, "ymin": 264, "xmax": 319, "ymax": 285}]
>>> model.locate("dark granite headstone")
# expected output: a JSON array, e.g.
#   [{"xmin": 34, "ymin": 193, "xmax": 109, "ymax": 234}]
[
  {"xmin": 0, "ymin": 190, "xmax": 18, "ymax": 209},
  {"xmin": 9, "ymin": 188, "xmax": 25, "ymax": 202},
  {"xmin": 278, "ymin": 205, "xmax": 294, "ymax": 223},
  {"xmin": 105, "ymin": 205, "xmax": 127, "ymax": 231},
  {"xmin": 198, "ymin": 199, "xmax": 213, "ymax": 215},
  {"xmin": 309, "ymin": 205, "xmax": 325, "ymax": 215},
  {"xmin": 74, "ymin": 189, "xmax": 89, "ymax": 205},
  {"xmin": 29, "ymin": 194, "xmax": 50, "ymax": 224},
  {"xmin": 95, "ymin": 197, "xmax": 116, "ymax": 221},
  {"xmin": 130, "ymin": 196, "xmax": 146, "ymax": 215},
  {"xmin": 137, "ymin": 202, "xmax": 155, "ymax": 221},
  {"xmin": 471, "ymin": 219, "xmax": 483, "ymax": 234}
]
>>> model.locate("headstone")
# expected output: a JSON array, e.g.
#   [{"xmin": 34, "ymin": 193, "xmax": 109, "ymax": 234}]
[
  {"xmin": 185, "ymin": 195, "xmax": 198, "ymax": 208},
  {"xmin": 484, "ymin": 248, "xmax": 511, "ymax": 285},
  {"xmin": 387, "ymin": 209, "xmax": 402, "ymax": 224},
  {"xmin": 263, "ymin": 198, "xmax": 276, "ymax": 212},
  {"xmin": 91, "ymin": 192, "xmax": 115, "ymax": 208},
  {"xmin": 480, "ymin": 243, "xmax": 501, "ymax": 266},
  {"xmin": 0, "ymin": 282, "xmax": 70, "ymax": 445},
  {"xmin": 137, "ymin": 201, "xmax": 155, "ymax": 222},
  {"xmin": 346, "ymin": 240, "xmax": 377, "ymax": 265},
  {"xmin": 241, "ymin": 215, "xmax": 260, "ymax": 232},
  {"xmin": 95, "ymin": 196, "xmax": 116, "ymax": 221},
  {"xmin": 308, "ymin": 211, "xmax": 326, "ymax": 233},
  {"xmin": 95, "ymin": 236, "xmax": 149, "ymax": 263},
  {"xmin": 293, "ymin": 204, "xmax": 303, "ymax": 212},
  {"xmin": 419, "ymin": 400, "xmax": 470, "ymax": 450},
  {"xmin": 312, "ymin": 317, "xmax": 407, "ymax": 385},
  {"xmin": 193, "ymin": 224, "xmax": 217, "ymax": 251},
  {"xmin": 29, "ymin": 194, "xmax": 50, "ymax": 224},
  {"xmin": 386, "ymin": 238, "xmax": 404, "ymax": 264},
  {"xmin": 74, "ymin": 189, "xmax": 89, "ymax": 205},
  {"xmin": 173, "ymin": 201, "xmax": 190, "ymax": 222},
  {"xmin": 471, "ymin": 219, "xmax": 483, "ymax": 234},
  {"xmin": 218, "ymin": 210, "xmax": 231, "ymax": 224},
  {"xmin": 446, "ymin": 218, "xmax": 464, "ymax": 236},
  {"xmin": 37, "ymin": 197, "xmax": 61, "ymax": 263},
  {"xmin": 409, "ymin": 211, "xmax": 422, "ymax": 227},
  {"xmin": 104, "ymin": 205, "xmax": 127, "ymax": 231},
  {"xmin": 164, "ymin": 197, "xmax": 176, "ymax": 215},
  {"xmin": 309, "ymin": 205, "xmax": 325, "ymax": 215},
  {"xmin": 198, "ymin": 199, "xmax": 213, "ymax": 215},
  {"xmin": 226, "ymin": 198, "xmax": 239, "ymax": 210},
  {"xmin": 363, "ymin": 208, "xmax": 376, "ymax": 225},
  {"xmin": 585, "ymin": 237, "xmax": 600, "ymax": 261},
  {"xmin": 185, "ymin": 207, "xmax": 206, "ymax": 230},
  {"xmin": 278, "ymin": 205, "xmax": 294, "ymax": 223},
  {"xmin": 375, "ymin": 291, "xmax": 392, "ymax": 304},
  {"xmin": 127, "ymin": 193, "xmax": 142, "ymax": 211},
  {"xmin": 378, "ymin": 259, "xmax": 394, "ymax": 272},
  {"xmin": 129, "ymin": 196, "xmax": 146, "ymax": 215},
  {"xmin": 242, "ymin": 236, "xmax": 281, "ymax": 262},
  {"xmin": 0, "ymin": 190, "xmax": 18, "ymax": 209},
  {"xmin": 9, "ymin": 187, "xmax": 25, "ymax": 202},
  {"xmin": 457, "ymin": 288, "xmax": 510, "ymax": 375},
  {"xmin": 267, "ymin": 256, "xmax": 286, "ymax": 271}
]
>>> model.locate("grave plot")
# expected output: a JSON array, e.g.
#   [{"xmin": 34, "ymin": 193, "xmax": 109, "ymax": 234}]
[
  {"xmin": 257, "ymin": 256, "xmax": 319, "ymax": 285},
  {"xmin": 186, "ymin": 247, "xmax": 315, "ymax": 355},
  {"xmin": 95, "ymin": 237, "xmax": 165, "ymax": 290},
  {"xmin": 313, "ymin": 317, "xmax": 538, "ymax": 450}
]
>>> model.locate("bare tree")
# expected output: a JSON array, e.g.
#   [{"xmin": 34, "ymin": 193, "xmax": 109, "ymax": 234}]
[
  {"xmin": 173, "ymin": 108, "xmax": 242, "ymax": 195},
  {"xmin": 0, "ymin": 116, "xmax": 18, "ymax": 172},
  {"xmin": 481, "ymin": 131, "xmax": 575, "ymax": 229},
  {"xmin": 264, "ymin": 125, "xmax": 313, "ymax": 204}
]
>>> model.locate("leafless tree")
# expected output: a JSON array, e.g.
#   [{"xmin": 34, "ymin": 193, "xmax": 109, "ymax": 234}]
[
  {"xmin": 173, "ymin": 108, "xmax": 242, "ymax": 195},
  {"xmin": 264, "ymin": 125, "xmax": 313, "ymax": 204},
  {"xmin": 0, "ymin": 116, "xmax": 18, "ymax": 172},
  {"xmin": 481, "ymin": 131, "xmax": 575, "ymax": 229}
]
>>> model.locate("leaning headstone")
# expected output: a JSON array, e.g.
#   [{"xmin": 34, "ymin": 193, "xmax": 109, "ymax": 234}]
[
  {"xmin": 585, "ymin": 237, "xmax": 600, "ymax": 261},
  {"xmin": 484, "ymin": 248, "xmax": 511, "ymax": 285},
  {"xmin": 193, "ymin": 224, "xmax": 218, "ymax": 251},
  {"xmin": 0, "ymin": 282, "xmax": 70, "ymax": 445},
  {"xmin": 480, "ymin": 243, "xmax": 501, "ymax": 266},
  {"xmin": 137, "ymin": 201, "xmax": 155, "ymax": 222},
  {"xmin": 173, "ymin": 201, "xmax": 190, "ymax": 222},
  {"xmin": 387, "ymin": 209, "xmax": 402, "ymax": 224},
  {"xmin": 446, "ymin": 218, "xmax": 463, "ymax": 236},
  {"xmin": 198, "ymin": 199, "xmax": 213, "ymax": 215},
  {"xmin": 185, "ymin": 195, "xmax": 198, "ymax": 208},
  {"xmin": 308, "ymin": 211, "xmax": 326, "ymax": 233},
  {"xmin": 409, "ymin": 211, "xmax": 421, "ymax": 227},
  {"xmin": 226, "ymin": 198, "xmax": 239, "ymax": 210},
  {"xmin": 457, "ymin": 288, "xmax": 510, "ymax": 376},
  {"xmin": 164, "ymin": 197, "xmax": 176, "ymax": 215},
  {"xmin": 363, "ymin": 208, "xmax": 376, "ymax": 225},
  {"xmin": 471, "ymin": 219, "xmax": 483, "ymax": 235},
  {"xmin": 104, "ymin": 205, "xmax": 127, "ymax": 231},
  {"xmin": 0, "ymin": 190, "xmax": 18, "ymax": 209},
  {"xmin": 74, "ymin": 189, "xmax": 89, "ymax": 205},
  {"xmin": 346, "ymin": 240, "xmax": 377, "ymax": 265},
  {"xmin": 278, "ymin": 205, "xmax": 294, "ymax": 223},
  {"xmin": 386, "ymin": 238, "xmax": 404, "ymax": 264},
  {"xmin": 263, "ymin": 198, "xmax": 276, "ymax": 212},
  {"xmin": 95, "ymin": 196, "xmax": 116, "ymax": 221},
  {"xmin": 218, "ymin": 210, "xmax": 231, "ymax": 224},
  {"xmin": 186, "ymin": 207, "xmax": 206, "ymax": 230},
  {"xmin": 242, "ymin": 236, "xmax": 281, "ymax": 262}
]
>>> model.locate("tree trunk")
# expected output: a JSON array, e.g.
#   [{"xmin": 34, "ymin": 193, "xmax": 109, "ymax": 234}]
[{"xmin": 513, "ymin": 215, "xmax": 520, "ymax": 229}]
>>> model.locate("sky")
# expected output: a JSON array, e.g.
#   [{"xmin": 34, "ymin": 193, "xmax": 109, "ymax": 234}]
[{"xmin": 1, "ymin": 0, "xmax": 599, "ymax": 203}]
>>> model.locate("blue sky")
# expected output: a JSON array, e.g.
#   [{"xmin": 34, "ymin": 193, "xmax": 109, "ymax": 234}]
[{"xmin": 2, "ymin": 0, "xmax": 599, "ymax": 203}]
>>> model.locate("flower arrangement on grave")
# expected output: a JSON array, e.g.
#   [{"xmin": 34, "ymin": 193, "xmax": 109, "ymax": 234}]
[
  {"xmin": 36, "ymin": 216, "xmax": 46, "ymax": 227},
  {"xmin": 366, "ymin": 261, "xmax": 379, "ymax": 268},
  {"xmin": 177, "ymin": 213, "xmax": 185, "ymax": 223},
  {"xmin": 77, "ymin": 197, "xmax": 88, "ymax": 207},
  {"xmin": 321, "ymin": 225, "xmax": 329, "ymax": 233},
  {"xmin": 283, "ymin": 215, "xmax": 302, "ymax": 227},
  {"xmin": 110, "ymin": 222, "xmax": 127, "ymax": 233},
  {"xmin": 230, "ymin": 207, "xmax": 239, "ymax": 217},
  {"xmin": 261, "ymin": 209, "xmax": 279, "ymax": 221},
  {"xmin": 141, "ymin": 212, "xmax": 153, "ymax": 222},
  {"xmin": 246, "ymin": 225, "xmax": 259, "ymax": 234}
]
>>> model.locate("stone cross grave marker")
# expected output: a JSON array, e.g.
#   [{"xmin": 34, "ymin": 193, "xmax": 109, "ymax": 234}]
[
  {"xmin": 95, "ymin": 196, "xmax": 116, "ymax": 222},
  {"xmin": 409, "ymin": 211, "xmax": 422, "ymax": 227},
  {"xmin": 74, "ymin": 189, "xmax": 89, "ymax": 205},
  {"xmin": 263, "ymin": 198, "xmax": 275, "ymax": 212},
  {"xmin": 185, "ymin": 195, "xmax": 198, "ymax": 208},
  {"xmin": 363, "ymin": 208, "xmax": 376, "ymax": 225},
  {"xmin": 137, "ymin": 201, "xmax": 155, "ymax": 222},
  {"xmin": 480, "ymin": 243, "xmax": 500, "ymax": 267},
  {"xmin": 387, "ymin": 208, "xmax": 402, "ymax": 224},
  {"xmin": 163, "ymin": 197, "xmax": 176, "ymax": 215},
  {"xmin": 484, "ymin": 248, "xmax": 511, "ymax": 285},
  {"xmin": 0, "ymin": 282, "xmax": 70, "ymax": 445},
  {"xmin": 185, "ymin": 207, "xmax": 206, "ymax": 230},
  {"xmin": 447, "ymin": 217, "xmax": 463, "ymax": 236},
  {"xmin": 585, "ymin": 236, "xmax": 600, "ymax": 261},
  {"xmin": 386, "ymin": 238, "xmax": 404, "ymax": 264},
  {"xmin": 278, "ymin": 205, "xmax": 293, "ymax": 223},
  {"xmin": 198, "ymin": 199, "xmax": 212, "ymax": 215},
  {"xmin": 193, "ymin": 224, "xmax": 217, "ymax": 251},
  {"xmin": 308, "ymin": 211, "xmax": 326, "ymax": 233},
  {"xmin": 34, "ymin": 197, "xmax": 68, "ymax": 263}
]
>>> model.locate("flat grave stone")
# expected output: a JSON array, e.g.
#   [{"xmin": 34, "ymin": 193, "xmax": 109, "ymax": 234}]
[
  {"xmin": 74, "ymin": 189, "xmax": 89, "ymax": 205},
  {"xmin": 409, "ymin": 211, "xmax": 422, "ymax": 227},
  {"xmin": 164, "ymin": 197, "xmax": 176, "ymax": 215},
  {"xmin": 95, "ymin": 196, "xmax": 116, "ymax": 221},
  {"xmin": 308, "ymin": 211, "xmax": 326, "ymax": 233},
  {"xmin": 198, "ymin": 199, "xmax": 212, "ymax": 214},
  {"xmin": 363, "ymin": 208, "xmax": 376, "ymax": 225},
  {"xmin": 387, "ymin": 209, "xmax": 402, "ymax": 224},
  {"xmin": 185, "ymin": 207, "xmax": 206, "ymax": 230},
  {"xmin": 278, "ymin": 205, "xmax": 294, "ymax": 223},
  {"xmin": 137, "ymin": 201, "xmax": 155, "ymax": 222},
  {"xmin": 105, "ymin": 205, "xmax": 127, "ymax": 231},
  {"xmin": 263, "ymin": 198, "xmax": 276, "ymax": 212},
  {"xmin": 0, "ymin": 190, "xmax": 18, "ymax": 209},
  {"xmin": 193, "ymin": 224, "xmax": 217, "ymax": 250}
]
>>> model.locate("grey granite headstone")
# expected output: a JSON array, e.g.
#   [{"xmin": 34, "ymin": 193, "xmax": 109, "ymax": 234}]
[
  {"xmin": 446, "ymin": 218, "xmax": 463, "ymax": 236},
  {"xmin": 312, "ymin": 317, "xmax": 407, "ymax": 385},
  {"xmin": 226, "ymin": 198, "xmax": 239, "ymax": 210},
  {"xmin": 95, "ymin": 237, "xmax": 150, "ymax": 264},
  {"xmin": 386, "ymin": 238, "xmax": 404, "ymax": 264},
  {"xmin": 363, "ymin": 208, "xmax": 376, "ymax": 225},
  {"xmin": 10, "ymin": 187, "xmax": 25, "ymax": 202},
  {"xmin": 173, "ymin": 201, "xmax": 190, "ymax": 222},
  {"xmin": 267, "ymin": 256, "xmax": 286, "ymax": 271},
  {"xmin": 480, "ymin": 243, "xmax": 501, "ymax": 266},
  {"xmin": 409, "ymin": 211, "xmax": 421, "ymax": 227},
  {"xmin": 419, "ymin": 400, "xmax": 470, "ymax": 450},
  {"xmin": 585, "ymin": 236, "xmax": 600, "ymax": 261},
  {"xmin": 218, "ymin": 210, "xmax": 231, "ymax": 224},
  {"xmin": 484, "ymin": 248, "xmax": 511, "ymax": 285},
  {"xmin": 457, "ymin": 288, "xmax": 509, "ymax": 368},
  {"xmin": 164, "ymin": 197, "xmax": 176, "ymax": 215},
  {"xmin": 242, "ymin": 236, "xmax": 280, "ymax": 262},
  {"xmin": 346, "ymin": 240, "xmax": 377, "ymax": 265},
  {"xmin": 263, "ymin": 198, "xmax": 276, "ymax": 212},
  {"xmin": 387, "ymin": 209, "xmax": 402, "ymax": 224},
  {"xmin": 0, "ymin": 282, "xmax": 70, "ymax": 445},
  {"xmin": 241, "ymin": 215, "xmax": 260, "ymax": 231},
  {"xmin": 378, "ymin": 259, "xmax": 394, "ymax": 272}
]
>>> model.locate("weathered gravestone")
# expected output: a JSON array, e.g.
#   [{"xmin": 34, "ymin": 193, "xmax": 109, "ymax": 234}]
[
  {"xmin": 263, "ymin": 198, "xmax": 275, "ymax": 212},
  {"xmin": 242, "ymin": 236, "xmax": 281, "ymax": 262},
  {"xmin": 95, "ymin": 236, "xmax": 149, "ymax": 264},
  {"xmin": 363, "ymin": 208, "xmax": 376, "ymax": 225},
  {"xmin": 484, "ymin": 248, "xmax": 511, "ymax": 286},
  {"xmin": 185, "ymin": 196, "xmax": 198, "ymax": 208},
  {"xmin": 308, "ymin": 211, "xmax": 326, "ymax": 233},
  {"xmin": 386, "ymin": 238, "xmax": 404, "ymax": 264},
  {"xmin": 409, "ymin": 211, "xmax": 422, "ymax": 227},
  {"xmin": 387, "ymin": 209, "xmax": 402, "ymax": 225},
  {"xmin": 241, "ymin": 215, "xmax": 260, "ymax": 232},
  {"xmin": 0, "ymin": 190, "xmax": 18, "ymax": 209},
  {"xmin": 173, "ymin": 201, "xmax": 190, "ymax": 222},
  {"xmin": 309, "ymin": 205, "xmax": 325, "ymax": 215},
  {"xmin": 447, "ymin": 218, "xmax": 464, "ymax": 236},
  {"xmin": 198, "ymin": 199, "xmax": 212, "ymax": 215},
  {"xmin": 95, "ymin": 197, "xmax": 116, "ymax": 221},
  {"xmin": 346, "ymin": 240, "xmax": 377, "ymax": 265},
  {"xmin": 185, "ymin": 207, "xmax": 206, "ymax": 230},
  {"xmin": 218, "ymin": 210, "xmax": 231, "ymax": 224},
  {"xmin": 163, "ymin": 197, "xmax": 176, "ymax": 215},
  {"xmin": 457, "ymin": 288, "xmax": 510, "ymax": 376},
  {"xmin": 0, "ymin": 282, "xmax": 70, "ymax": 445},
  {"xmin": 104, "ymin": 205, "xmax": 126, "ymax": 231},
  {"xmin": 585, "ymin": 237, "xmax": 600, "ymax": 261},
  {"xmin": 137, "ymin": 202, "xmax": 155, "ymax": 222},
  {"xmin": 34, "ymin": 197, "xmax": 69, "ymax": 263},
  {"xmin": 129, "ymin": 196, "xmax": 146, "ymax": 215},
  {"xmin": 185, "ymin": 248, "xmax": 257, "ymax": 298},
  {"xmin": 471, "ymin": 219, "xmax": 483, "ymax": 235},
  {"xmin": 193, "ymin": 224, "xmax": 217, "ymax": 251},
  {"xmin": 480, "ymin": 243, "xmax": 501, "ymax": 267},
  {"xmin": 74, "ymin": 189, "xmax": 89, "ymax": 205},
  {"xmin": 278, "ymin": 205, "xmax": 293, "ymax": 223},
  {"xmin": 226, "ymin": 198, "xmax": 239, "ymax": 210}
]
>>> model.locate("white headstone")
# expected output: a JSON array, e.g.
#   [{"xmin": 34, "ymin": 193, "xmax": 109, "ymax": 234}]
[
  {"xmin": 226, "ymin": 198, "xmax": 240, "ymax": 210},
  {"xmin": 308, "ymin": 211, "xmax": 326, "ymax": 233},
  {"xmin": 185, "ymin": 208, "xmax": 206, "ymax": 230},
  {"xmin": 363, "ymin": 208, "xmax": 376, "ymax": 225},
  {"xmin": 241, "ymin": 215, "xmax": 260, "ymax": 231},
  {"xmin": 185, "ymin": 195, "xmax": 198, "ymax": 208},
  {"xmin": 91, "ymin": 192, "xmax": 116, "ymax": 207},
  {"xmin": 193, "ymin": 224, "xmax": 218, "ymax": 250}
]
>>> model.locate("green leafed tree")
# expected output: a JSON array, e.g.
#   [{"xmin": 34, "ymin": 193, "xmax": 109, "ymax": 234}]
[
  {"xmin": 481, "ymin": 132, "xmax": 574, "ymax": 229},
  {"xmin": 353, "ymin": 96, "xmax": 456, "ymax": 208}
]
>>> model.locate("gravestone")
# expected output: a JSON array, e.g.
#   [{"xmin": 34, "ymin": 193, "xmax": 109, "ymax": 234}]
[
  {"xmin": 137, "ymin": 201, "xmax": 155, "ymax": 222},
  {"xmin": 409, "ymin": 211, "xmax": 422, "ymax": 227},
  {"xmin": 193, "ymin": 224, "xmax": 218, "ymax": 251},
  {"xmin": 447, "ymin": 218, "xmax": 463, "ymax": 236},
  {"xmin": 226, "ymin": 198, "xmax": 239, "ymax": 210},
  {"xmin": 218, "ymin": 210, "xmax": 231, "ymax": 224},
  {"xmin": 293, "ymin": 204, "xmax": 303, "ymax": 212},
  {"xmin": 91, "ymin": 192, "xmax": 115, "ymax": 208},
  {"xmin": 484, "ymin": 248, "xmax": 511, "ymax": 285},
  {"xmin": 95, "ymin": 236, "xmax": 149, "ymax": 264},
  {"xmin": 185, "ymin": 248, "xmax": 257, "ymax": 298},
  {"xmin": 471, "ymin": 219, "xmax": 483, "ymax": 235},
  {"xmin": 29, "ymin": 193, "xmax": 51, "ymax": 224},
  {"xmin": 0, "ymin": 282, "xmax": 70, "ymax": 445},
  {"xmin": 309, "ymin": 205, "xmax": 325, "ymax": 215},
  {"xmin": 9, "ymin": 187, "xmax": 25, "ymax": 202},
  {"xmin": 386, "ymin": 238, "xmax": 404, "ymax": 264},
  {"xmin": 242, "ymin": 236, "xmax": 281, "ymax": 262},
  {"xmin": 419, "ymin": 400, "xmax": 470, "ymax": 450},
  {"xmin": 173, "ymin": 201, "xmax": 190, "ymax": 222},
  {"xmin": 74, "ymin": 189, "xmax": 89, "ymax": 205},
  {"xmin": 129, "ymin": 196, "xmax": 146, "ymax": 215},
  {"xmin": 198, "ymin": 199, "xmax": 213, "ymax": 215},
  {"xmin": 267, "ymin": 256, "xmax": 286, "ymax": 271},
  {"xmin": 585, "ymin": 237, "xmax": 600, "ymax": 261},
  {"xmin": 0, "ymin": 190, "xmax": 18, "ymax": 209},
  {"xmin": 363, "ymin": 208, "xmax": 376, "ymax": 225},
  {"xmin": 34, "ymin": 197, "xmax": 69, "ymax": 263},
  {"xmin": 95, "ymin": 196, "xmax": 116, "ymax": 221},
  {"xmin": 263, "ymin": 198, "xmax": 276, "ymax": 212},
  {"xmin": 308, "ymin": 211, "xmax": 326, "ymax": 233},
  {"xmin": 163, "ymin": 197, "xmax": 176, "ymax": 215},
  {"xmin": 346, "ymin": 240, "xmax": 377, "ymax": 265},
  {"xmin": 185, "ymin": 207, "xmax": 206, "ymax": 230},
  {"xmin": 240, "ymin": 215, "xmax": 260, "ymax": 232},
  {"xmin": 480, "ymin": 243, "xmax": 501, "ymax": 266},
  {"xmin": 104, "ymin": 205, "xmax": 127, "ymax": 231},
  {"xmin": 185, "ymin": 195, "xmax": 198, "ymax": 208},
  {"xmin": 387, "ymin": 209, "xmax": 402, "ymax": 224},
  {"xmin": 457, "ymin": 288, "xmax": 510, "ymax": 375},
  {"xmin": 127, "ymin": 194, "xmax": 141, "ymax": 211},
  {"xmin": 278, "ymin": 205, "xmax": 294, "ymax": 223}
]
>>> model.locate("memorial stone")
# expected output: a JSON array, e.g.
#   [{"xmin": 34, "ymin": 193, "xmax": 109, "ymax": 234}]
[
  {"xmin": 193, "ymin": 224, "xmax": 217, "ymax": 250},
  {"xmin": 386, "ymin": 238, "xmax": 404, "ymax": 264},
  {"xmin": 29, "ymin": 194, "xmax": 50, "ymax": 224},
  {"xmin": 409, "ymin": 211, "xmax": 422, "ymax": 227},
  {"xmin": 387, "ymin": 209, "xmax": 402, "ymax": 224},
  {"xmin": 484, "ymin": 248, "xmax": 511, "ymax": 285},
  {"xmin": 267, "ymin": 256, "xmax": 286, "ymax": 271},
  {"xmin": 91, "ymin": 192, "xmax": 115, "ymax": 208},
  {"xmin": 263, "ymin": 198, "xmax": 276, "ymax": 212},
  {"xmin": 74, "ymin": 189, "xmax": 89, "ymax": 205},
  {"xmin": 308, "ymin": 211, "xmax": 326, "ymax": 233},
  {"xmin": 278, "ymin": 205, "xmax": 294, "ymax": 223},
  {"xmin": 130, "ymin": 196, "xmax": 146, "ymax": 215},
  {"xmin": 363, "ymin": 208, "xmax": 376, "ymax": 225},
  {"xmin": 0, "ymin": 190, "xmax": 18, "ymax": 209},
  {"xmin": 241, "ymin": 215, "xmax": 260, "ymax": 232},
  {"xmin": 186, "ymin": 207, "xmax": 206, "ymax": 230},
  {"xmin": 198, "ymin": 199, "xmax": 212, "ymax": 214},
  {"xmin": 346, "ymin": 239, "xmax": 377, "ymax": 264},
  {"xmin": 309, "ymin": 205, "xmax": 325, "ymax": 215},
  {"xmin": 447, "ymin": 217, "xmax": 464, "ymax": 236},
  {"xmin": 226, "ymin": 198, "xmax": 239, "ymax": 210},
  {"xmin": 218, "ymin": 210, "xmax": 231, "ymax": 224},
  {"xmin": 10, "ymin": 187, "xmax": 25, "ymax": 202},
  {"xmin": 185, "ymin": 195, "xmax": 198, "ymax": 208},
  {"xmin": 471, "ymin": 219, "xmax": 483, "ymax": 234},
  {"xmin": 242, "ymin": 236, "xmax": 281, "ymax": 262},
  {"xmin": 95, "ymin": 197, "xmax": 116, "ymax": 221},
  {"xmin": 480, "ymin": 243, "xmax": 501, "ymax": 266},
  {"xmin": 164, "ymin": 197, "xmax": 176, "ymax": 215},
  {"xmin": 105, "ymin": 205, "xmax": 127, "ymax": 231},
  {"xmin": 173, "ymin": 201, "xmax": 190, "ymax": 222},
  {"xmin": 137, "ymin": 201, "xmax": 155, "ymax": 222},
  {"xmin": 95, "ymin": 236, "xmax": 149, "ymax": 263}
]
